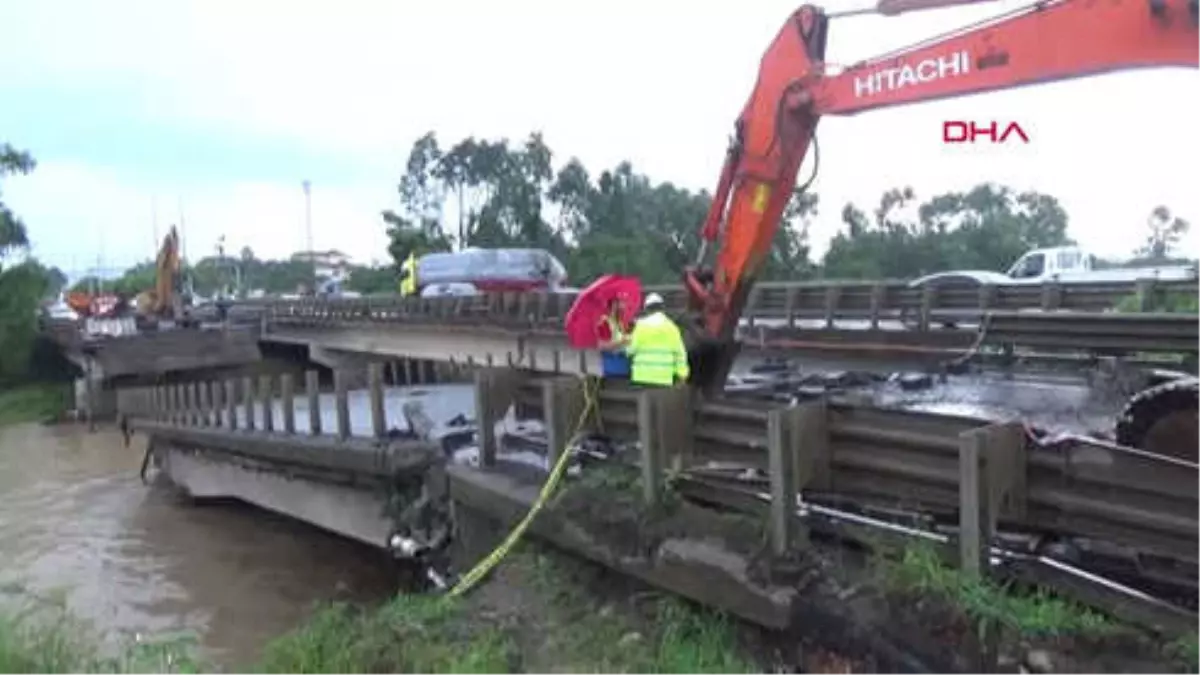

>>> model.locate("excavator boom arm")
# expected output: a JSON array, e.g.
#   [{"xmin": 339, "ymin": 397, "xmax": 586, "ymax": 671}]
[
  {"xmin": 817, "ymin": 0, "xmax": 1199, "ymax": 116},
  {"xmin": 683, "ymin": 0, "xmax": 1198, "ymax": 394}
]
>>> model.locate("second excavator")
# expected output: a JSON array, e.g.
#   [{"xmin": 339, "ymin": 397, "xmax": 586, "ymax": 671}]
[
  {"xmin": 678, "ymin": 0, "xmax": 1198, "ymax": 458},
  {"xmin": 134, "ymin": 225, "xmax": 187, "ymax": 328}
]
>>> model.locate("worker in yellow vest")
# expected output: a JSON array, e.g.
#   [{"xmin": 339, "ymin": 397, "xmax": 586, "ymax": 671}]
[
  {"xmin": 626, "ymin": 292, "xmax": 689, "ymax": 387},
  {"xmin": 399, "ymin": 252, "xmax": 417, "ymax": 297}
]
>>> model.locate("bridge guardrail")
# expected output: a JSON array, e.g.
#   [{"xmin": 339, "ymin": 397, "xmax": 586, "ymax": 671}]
[
  {"xmin": 259, "ymin": 277, "xmax": 1197, "ymax": 330},
  {"xmin": 116, "ymin": 364, "xmax": 1198, "ymax": 630},
  {"xmin": 509, "ymin": 380, "xmax": 1199, "ymax": 571},
  {"xmin": 260, "ymin": 280, "xmax": 1198, "ymax": 355}
]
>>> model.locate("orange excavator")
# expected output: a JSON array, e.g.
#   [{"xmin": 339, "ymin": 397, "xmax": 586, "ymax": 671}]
[
  {"xmin": 683, "ymin": 0, "xmax": 1199, "ymax": 394},
  {"xmin": 134, "ymin": 225, "xmax": 184, "ymax": 323}
]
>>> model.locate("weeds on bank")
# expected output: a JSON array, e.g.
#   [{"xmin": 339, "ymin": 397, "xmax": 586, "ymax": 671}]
[
  {"xmin": 261, "ymin": 547, "xmax": 754, "ymax": 674},
  {"xmin": 0, "ymin": 600, "xmax": 200, "ymax": 674},
  {"xmin": 876, "ymin": 542, "xmax": 1116, "ymax": 639},
  {"xmin": 0, "ymin": 382, "xmax": 70, "ymax": 427},
  {"xmin": 513, "ymin": 548, "xmax": 754, "ymax": 673},
  {"xmin": 258, "ymin": 595, "xmax": 513, "ymax": 673},
  {"xmin": 1167, "ymin": 632, "xmax": 1199, "ymax": 672},
  {"xmin": 568, "ymin": 460, "xmax": 682, "ymax": 512}
]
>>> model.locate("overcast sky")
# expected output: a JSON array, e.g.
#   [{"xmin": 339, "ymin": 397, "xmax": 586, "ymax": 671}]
[{"xmin": 2, "ymin": 0, "xmax": 1197, "ymax": 280}]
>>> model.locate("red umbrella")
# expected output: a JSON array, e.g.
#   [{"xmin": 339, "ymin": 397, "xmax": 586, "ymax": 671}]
[{"xmin": 564, "ymin": 274, "xmax": 643, "ymax": 349}]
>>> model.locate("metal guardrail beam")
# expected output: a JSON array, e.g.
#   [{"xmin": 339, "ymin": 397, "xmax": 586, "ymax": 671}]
[
  {"xmin": 511, "ymin": 381, "xmax": 1199, "ymax": 568},
  {"xmin": 235, "ymin": 276, "xmax": 1197, "ymax": 318},
  {"xmin": 260, "ymin": 283, "xmax": 1198, "ymax": 356}
]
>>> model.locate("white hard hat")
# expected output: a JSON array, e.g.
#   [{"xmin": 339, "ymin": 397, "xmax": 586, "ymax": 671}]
[{"xmin": 644, "ymin": 292, "xmax": 665, "ymax": 308}]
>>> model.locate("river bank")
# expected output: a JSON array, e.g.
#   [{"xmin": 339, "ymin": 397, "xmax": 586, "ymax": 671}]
[
  {"xmin": 0, "ymin": 381, "xmax": 72, "ymax": 427},
  {"xmin": 0, "ymin": 543, "xmax": 761, "ymax": 673},
  {"xmin": 3, "ymin": 445, "xmax": 1197, "ymax": 673}
]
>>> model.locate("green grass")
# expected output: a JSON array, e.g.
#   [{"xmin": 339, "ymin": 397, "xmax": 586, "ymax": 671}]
[
  {"xmin": 514, "ymin": 548, "xmax": 754, "ymax": 673},
  {"xmin": 875, "ymin": 543, "xmax": 1117, "ymax": 639},
  {"xmin": 1, "ymin": 528, "xmax": 753, "ymax": 674},
  {"xmin": 0, "ymin": 599, "xmax": 200, "ymax": 674},
  {"xmin": 259, "ymin": 547, "xmax": 755, "ymax": 673},
  {"xmin": 257, "ymin": 595, "xmax": 514, "ymax": 673},
  {"xmin": 1167, "ymin": 633, "xmax": 1199, "ymax": 672},
  {"xmin": 0, "ymin": 382, "xmax": 71, "ymax": 427}
]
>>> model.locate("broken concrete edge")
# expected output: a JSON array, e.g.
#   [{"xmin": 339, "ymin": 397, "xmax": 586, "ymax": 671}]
[
  {"xmin": 136, "ymin": 420, "xmax": 440, "ymax": 479},
  {"xmin": 445, "ymin": 462, "xmax": 796, "ymax": 629},
  {"xmin": 673, "ymin": 475, "xmax": 1200, "ymax": 639},
  {"xmin": 83, "ymin": 328, "xmax": 264, "ymax": 378},
  {"xmin": 153, "ymin": 440, "xmax": 397, "ymax": 549}
]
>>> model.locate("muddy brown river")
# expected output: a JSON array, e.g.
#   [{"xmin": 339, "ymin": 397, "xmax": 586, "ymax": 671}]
[{"xmin": 0, "ymin": 422, "xmax": 397, "ymax": 669}]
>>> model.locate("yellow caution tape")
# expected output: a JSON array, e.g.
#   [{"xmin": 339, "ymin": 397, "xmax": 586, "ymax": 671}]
[{"xmin": 446, "ymin": 375, "xmax": 601, "ymax": 598}]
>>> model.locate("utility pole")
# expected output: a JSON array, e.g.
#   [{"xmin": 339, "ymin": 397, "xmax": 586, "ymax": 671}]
[
  {"xmin": 152, "ymin": 197, "xmax": 159, "ymax": 254},
  {"xmin": 303, "ymin": 179, "xmax": 316, "ymax": 291}
]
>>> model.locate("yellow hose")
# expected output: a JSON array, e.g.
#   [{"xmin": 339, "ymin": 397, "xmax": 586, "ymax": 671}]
[{"xmin": 446, "ymin": 374, "xmax": 601, "ymax": 598}]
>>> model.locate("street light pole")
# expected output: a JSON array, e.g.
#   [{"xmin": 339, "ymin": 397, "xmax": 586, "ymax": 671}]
[{"xmin": 302, "ymin": 180, "xmax": 315, "ymax": 291}]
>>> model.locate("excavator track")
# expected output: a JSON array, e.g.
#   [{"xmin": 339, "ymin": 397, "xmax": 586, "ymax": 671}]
[{"xmin": 1115, "ymin": 376, "xmax": 1199, "ymax": 464}]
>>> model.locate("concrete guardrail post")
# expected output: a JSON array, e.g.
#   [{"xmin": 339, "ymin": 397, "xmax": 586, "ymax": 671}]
[
  {"xmin": 823, "ymin": 285, "xmax": 841, "ymax": 329},
  {"xmin": 280, "ymin": 373, "xmax": 296, "ymax": 434},
  {"xmin": 957, "ymin": 429, "xmax": 991, "ymax": 578},
  {"xmin": 957, "ymin": 421, "xmax": 1029, "ymax": 579},
  {"xmin": 211, "ymin": 380, "xmax": 224, "ymax": 428},
  {"xmin": 1041, "ymin": 281, "xmax": 1062, "ymax": 311},
  {"xmin": 919, "ymin": 284, "xmax": 936, "ymax": 332},
  {"xmin": 767, "ymin": 408, "xmax": 798, "ymax": 555},
  {"xmin": 473, "ymin": 368, "xmax": 522, "ymax": 468},
  {"xmin": 173, "ymin": 384, "xmax": 185, "ymax": 426},
  {"xmin": 1135, "ymin": 278, "xmax": 1157, "ymax": 312},
  {"xmin": 334, "ymin": 370, "xmax": 350, "ymax": 441},
  {"xmin": 368, "ymin": 362, "xmax": 386, "ymax": 438},
  {"xmin": 636, "ymin": 391, "xmax": 663, "ymax": 505},
  {"xmin": 869, "ymin": 283, "xmax": 885, "ymax": 329},
  {"xmin": 198, "ymin": 381, "xmax": 211, "ymax": 427},
  {"xmin": 225, "ymin": 379, "xmax": 238, "ymax": 431},
  {"xmin": 305, "ymin": 370, "xmax": 321, "ymax": 435},
  {"xmin": 259, "ymin": 374, "xmax": 274, "ymax": 432},
  {"xmin": 541, "ymin": 376, "xmax": 591, "ymax": 467},
  {"xmin": 242, "ymin": 376, "xmax": 255, "ymax": 431}
]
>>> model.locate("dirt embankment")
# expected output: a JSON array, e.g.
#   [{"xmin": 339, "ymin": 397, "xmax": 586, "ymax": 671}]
[
  {"xmin": 536, "ymin": 462, "xmax": 1198, "ymax": 674},
  {"xmin": 254, "ymin": 458, "xmax": 1198, "ymax": 673}
]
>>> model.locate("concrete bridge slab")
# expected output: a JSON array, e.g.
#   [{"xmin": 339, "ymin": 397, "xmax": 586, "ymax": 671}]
[{"xmin": 267, "ymin": 324, "xmax": 605, "ymax": 376}]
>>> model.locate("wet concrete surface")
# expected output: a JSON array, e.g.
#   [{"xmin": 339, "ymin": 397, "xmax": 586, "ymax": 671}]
[
  {"xmin": 729, "ymin": 356, "xmax": 1128, "ymax": 437},
  {"xmin": 0, "ymin": 422, "xmax": 398, "ymax": 669}
]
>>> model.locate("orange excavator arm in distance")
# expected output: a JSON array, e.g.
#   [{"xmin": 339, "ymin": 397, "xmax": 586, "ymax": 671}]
[{"xmin": 683, "ymin": 0, "xmax": 1199, "ymax": 395}]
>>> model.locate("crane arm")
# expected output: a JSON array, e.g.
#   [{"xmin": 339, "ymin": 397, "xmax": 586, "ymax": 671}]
[{"xmin": 683, "ymin": 0, "xmax": 1198, "ymax": 394}]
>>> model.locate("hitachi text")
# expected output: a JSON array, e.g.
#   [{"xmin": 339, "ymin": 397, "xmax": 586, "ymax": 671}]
[{"xmin": 854, "ymin": 51, "xmax": 971, "ymax": 98}]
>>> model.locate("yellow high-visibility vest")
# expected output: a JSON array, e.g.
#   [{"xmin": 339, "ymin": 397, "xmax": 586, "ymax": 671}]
[
  {"xmin": 627, "ymin": 311, "xmax": 689, "ymax": 386},
  {"xmin": 399, "ymin": 252, "xmax": 417, "ymax": 296}
]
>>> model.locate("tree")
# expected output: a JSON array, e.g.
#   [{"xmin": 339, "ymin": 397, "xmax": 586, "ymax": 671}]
[
  {"xmin": 1137, "ymin": 205, "xmax": 1190, "ymax": 260},
  {"xmin": 0, "ymin": 144, "xmax": 35, "ymax": 257},
  {"xmin": 346, "ymin": 265, "xmax": 397, "ymax": 294},
  {"xmin": 382, "ymin": 132, "xmax": 453, "ymax": 265},
  {"xmin": 0, "ymin": 144, "xmax": 51, "ymax": 383},
  {"xmin": 824, "ymin": 183, "xmax": 1072, "ymax": 280}
]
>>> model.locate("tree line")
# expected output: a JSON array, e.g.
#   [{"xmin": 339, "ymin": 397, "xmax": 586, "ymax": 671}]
[
  {"xmin": 1, "ymin": 144, "xmax": 74, "ymax": 383},
  {"xmin": 1, "ymin": 132, "xmax": 1194, "ymax": 382},
  {"xmin": 381, "ymin": 131, "xmax": 1193, "ymax": 285}
]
